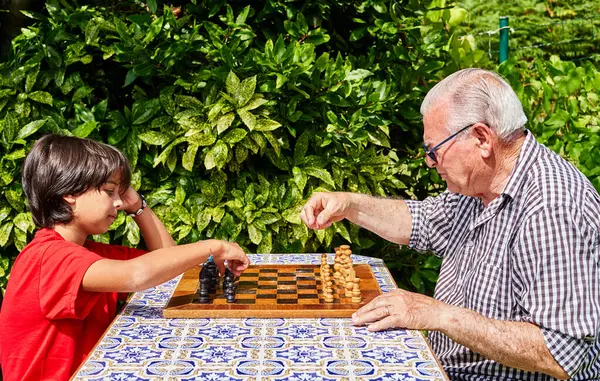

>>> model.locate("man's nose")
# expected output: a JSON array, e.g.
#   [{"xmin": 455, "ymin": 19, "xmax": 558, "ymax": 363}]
[
  {"xmin": 114, "ymin": 197, "xmax": 124, "ymax": 209},
  {"xmin": 425, "ymin": 154, "xmax": 436, "ymax": 168}
]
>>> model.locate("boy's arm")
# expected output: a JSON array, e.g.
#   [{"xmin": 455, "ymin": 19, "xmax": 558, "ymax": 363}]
[
  {"xmin": 81, "ymin": 239, "xmax": 249, "ymax": 292},
  {"xmin": 121, "ymin": 187, "xmax": 175, "ymax": 251}
]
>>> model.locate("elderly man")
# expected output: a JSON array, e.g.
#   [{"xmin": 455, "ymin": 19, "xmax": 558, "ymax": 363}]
[{"xmin": 300, "ymin": 68, "xmax": 599, "ymax": 380}]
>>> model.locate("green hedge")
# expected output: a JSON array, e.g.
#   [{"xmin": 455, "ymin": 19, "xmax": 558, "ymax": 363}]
[{"xmin": 1, "ymin": 0, "xmax": 482, "ymax": 293}]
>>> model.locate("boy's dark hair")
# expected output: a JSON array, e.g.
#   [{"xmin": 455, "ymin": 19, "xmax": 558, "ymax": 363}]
[{"xmin": 22, "ymin": 134, "xmax": 132, "ymax": 228}]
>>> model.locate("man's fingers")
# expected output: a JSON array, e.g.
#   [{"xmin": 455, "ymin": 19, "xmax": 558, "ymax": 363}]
[
  {"xmin": 366, "ymin": 316, "xmax": 397, "ymax": 332},
  {"xmin": 299, "ymin": 205, "xmax": 314, "ymax": 227},
  {"xmin": 352, "ymin": 303, "xmax": 390, "ymax": 325}
]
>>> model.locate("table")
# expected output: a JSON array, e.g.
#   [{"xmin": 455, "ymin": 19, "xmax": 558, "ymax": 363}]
[{"xmin": 72, "ymin": 254, "xmax": 448, "ymax": 380}]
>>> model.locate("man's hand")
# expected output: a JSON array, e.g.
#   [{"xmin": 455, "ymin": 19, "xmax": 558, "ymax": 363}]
[
  {"xmin": 352, "ymin": 289, "xmax": 569, "ymax": 379},
  {"xmin": 299, "ymin": 192, "xmax": 351, "ymax": 229},
  {"xmin": 352, "ymin": 289, "xmax": 443, "ymax": 331}
]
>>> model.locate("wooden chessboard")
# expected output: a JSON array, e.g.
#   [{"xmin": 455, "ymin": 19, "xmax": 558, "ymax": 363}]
[{"xmin": 163, "ymin": 264, "xmax": 383, "ymax": 318}]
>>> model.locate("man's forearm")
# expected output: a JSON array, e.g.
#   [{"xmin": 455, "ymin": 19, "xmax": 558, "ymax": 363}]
[
  {"xmin": 344, "ymin": 193, "xmax": 412, "ymax": 245},
  {"xmin": 438, "ymin": 304, "xmax": 569, "ymax": 379}
]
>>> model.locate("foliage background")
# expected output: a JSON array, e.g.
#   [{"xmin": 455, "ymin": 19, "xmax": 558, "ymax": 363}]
[
  {"xmin": 458, "ymin": 0, "xmax": 600, "ymax": 62},
  {"xmin": 0, "ymin": 0, "xmax": 599, "ymax": 296}
]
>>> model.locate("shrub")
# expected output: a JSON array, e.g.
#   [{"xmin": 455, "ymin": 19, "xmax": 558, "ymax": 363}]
[{"xmin": 1, "ymin": 0, "xmax": 478, "ymax": 293}]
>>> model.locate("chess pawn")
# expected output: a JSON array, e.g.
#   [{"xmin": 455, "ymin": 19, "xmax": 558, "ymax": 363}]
[
  {"xmin": 351, "ymin": 281, "xmax": 362, "ymax": 303},
  {"xmin": 325, "ymin": 275, "xmax": 333, "ymax": 288},
  {"xmin": 345, "ymin": 278, "xmax": 354, "ymax": 297}
]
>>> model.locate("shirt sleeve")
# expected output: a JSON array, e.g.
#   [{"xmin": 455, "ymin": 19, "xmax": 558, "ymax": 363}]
[
  {"xmin": 39, "ymin": 242, "xmax": 104, "ymax": 320},
  {"xmin": 405, "ymin": 190, "xmax": 460, "ymax": 257},
  {"xmin": 512, "ymin": 206, "xmax": 600, "ymax": 377},
  {"xmin": 84, "ymin": 240, "xmax": 147, "ymax": 260}
]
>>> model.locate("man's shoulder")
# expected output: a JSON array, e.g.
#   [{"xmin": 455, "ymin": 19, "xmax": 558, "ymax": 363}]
[{"xmin": 524, "ymin": 143, "xmax": 600, "ymax": 211}]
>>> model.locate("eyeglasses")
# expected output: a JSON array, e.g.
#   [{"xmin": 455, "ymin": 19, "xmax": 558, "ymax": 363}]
[{"xmin": 423, "ymin": 124, "xmax": 474, "ymax": 163}]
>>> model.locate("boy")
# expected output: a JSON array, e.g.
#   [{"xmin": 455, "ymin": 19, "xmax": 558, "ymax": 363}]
[{"xmin": 0, "ymin": 134, "xmax": 250, "ymax": 381}]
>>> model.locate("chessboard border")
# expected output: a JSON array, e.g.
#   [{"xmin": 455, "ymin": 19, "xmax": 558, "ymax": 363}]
[{"xmin": 163, "ymin": 263, "xmax": 383, "ymax": 318}]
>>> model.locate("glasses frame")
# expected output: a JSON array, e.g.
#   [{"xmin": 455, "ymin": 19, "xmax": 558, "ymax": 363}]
[{"xmin": 423, "ymin": 124, "xmax": 474, "ymax": 163}]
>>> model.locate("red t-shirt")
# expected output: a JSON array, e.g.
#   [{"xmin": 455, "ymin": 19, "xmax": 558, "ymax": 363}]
[{"xmin": 0, "ymin": 228, "xmax": 146, "ymax": 381}]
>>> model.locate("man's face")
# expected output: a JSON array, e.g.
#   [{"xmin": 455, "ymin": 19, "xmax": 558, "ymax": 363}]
[{"xmin": 422, "ymin": 106, "xmax": 477, "ymax": 196}]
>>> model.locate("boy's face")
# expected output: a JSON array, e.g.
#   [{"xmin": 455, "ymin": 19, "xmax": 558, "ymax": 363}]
[{"xmin": 67, "ymin": 173, "xmax": 124, "ymax": 236}]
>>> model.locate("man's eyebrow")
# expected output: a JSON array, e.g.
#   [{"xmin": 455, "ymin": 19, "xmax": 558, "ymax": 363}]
[{"xmin": 106, "ymin": 181, "xmax": 120, "ymax": 186}]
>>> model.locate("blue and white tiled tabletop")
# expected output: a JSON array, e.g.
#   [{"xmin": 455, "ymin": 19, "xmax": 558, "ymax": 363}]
[{"xmin": 72, "ymin": 254, "xmax": 448, "ymax": 380}]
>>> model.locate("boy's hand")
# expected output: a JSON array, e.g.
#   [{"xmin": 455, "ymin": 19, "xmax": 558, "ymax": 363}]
[
  {"xmin": 121, "ymin": 186, "xmax": 142, "ymax": 214},
  {"xmin": 211, "ymin": 240, "xmax": 250, "ymax": 277}
]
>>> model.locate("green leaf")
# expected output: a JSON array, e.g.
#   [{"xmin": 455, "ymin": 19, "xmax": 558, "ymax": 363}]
[
  {"xmin": 124, "ymin": 70, "xmax": 137, "ymax": 87},
  {"xmin": 334, "ymin": 221, "xmax": 351, "ymax": 242},
  {"xmin": 25, "ymin": 67, "xmax": 39, "ymax": 93},
  {"xmin": 248, "ymin": 224, "xmax": 263, "ymax": 245},
  {"xmin": 282, "ymin": 205, "xmax": 302, "ymax": 224},
  {"xmin": 304, "ymin": 167, "xmax": 335, "ymax": 187},
  {"xmin": 175, "ymin": 95, "xmax": 204, "ymax": 110},
  {"xmin": 253, "ymin": 118, "xmax": 281, "ymax": 131},
  {"xmin": 240, "ymin": 96, "xmax": 266, "ymax": 112},
  {"xmin": 71, "ymin": 121, "xmax": 98, "ymax": 138},
  {"xmin": 222, "ymin": 128, "xmax": 247, "ymax": 144},
  {"xmin": 182, "ymin": 143, "xmax": 199, "ymax": 171},
  {"xmin": 16, "ymin": 119, "xmax": 46, "ymax": 140},
  {"xmin": 196, "ymin": 209, "xmax": 212, "ymax": 233},
  {"xmin": 235, "ymin": 144, "xmax": 248, "ymax": 163},
  {"xmin": 147, "ymin": 0, "xmax": 157, "ymax": 13},
  {"xmin": 237, "ymin": 109, "xmax": 257, "ymax": 130},
  {"xmin": 294, "ymin": 131, "xmax": 310, "ymax": 164},
  {"xmin": 85, "ymin": 20, "xmax": 100, "ymax": 45},
  {"xmin": 410, "ymin": 272, "xmax": 422, "ymax": 290},
  {"xmin": 0, "ymin": 89, "xmax": 16, "ymax": 99},
  {"xmin": 93, "ymin": 99, "xmax": 108, "ymax": 121},
  {"xmin": 126, "ymin": 219, "xmax": 140, "ymax": 245},
  {"xmin": 257, "ymin": 231, "xmax": 272, "ymax": 253},
  {"xmin": 72, "ymin": 86, "xmax": 94, "ymax": 102},
  {"xmin": 28, "ymin": 91, "xmax": 53, "ymax": 105},
  {"xmin": 236, "ymin": 75, "xmax": 256, "ymax": 108},
  {"xmin": 292, "ymin": 167, "xmax": 308, "ymax": 192},
  {"xmin": 350, "ymin": 27, "xmax": 367, "ymax": 42},
  {"xmin": 132, "ymin": 98, "xmax": 161, "ymax": 125},
  {"xmin": 304, "ymin": 30, "xmax": 330, "ymax": 46},
  {"xmin": 188, "ymin": 130, "xmax": 217, "ymax": 146},
  {"xmin": 0, "ymin": 223, "xmax": 13, "ymax": 246},
  {"xmin": 226, "ymin": 71, "xmax": 240, "ymax": 96},
  {"xmin": 448, "ymin": 8, "xmax": 467, "ymax": 27},
  {"xmin": 138, "ymin": 131, "xmax": 172, "ymax": 146},
  {"xmin": 216, "ymin": 112, "xmax": 235, "ymax": 134},
  {"xmin": 13, "ymin": 213, "xmax": 32, "ymax": 233},
  {"xmin": 4, "ymin": 149, "xmax": 26, "ymax": 161},
  {"xmin": 204, "ymin": 141, "xmax": 229, "ymax": 170},
  {"xmin": 345, "ymin": 69, "xmax": 373, "ymax": 82}
]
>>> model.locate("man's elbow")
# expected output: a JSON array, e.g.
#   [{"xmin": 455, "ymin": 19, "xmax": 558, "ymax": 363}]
[{"xmin": 543, "ymin": 360, "xmax": 570, "ymax": 380}]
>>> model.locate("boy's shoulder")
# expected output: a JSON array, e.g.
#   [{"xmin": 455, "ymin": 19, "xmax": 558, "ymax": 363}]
[{"xmin": 20, "ymin": 229, "xmax": 92, "ymax": 262}]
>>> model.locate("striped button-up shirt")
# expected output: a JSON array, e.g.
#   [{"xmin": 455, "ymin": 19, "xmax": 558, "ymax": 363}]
[{"xmin": 406, "ymin": 131, "xmax": 600, "ymax": 380}]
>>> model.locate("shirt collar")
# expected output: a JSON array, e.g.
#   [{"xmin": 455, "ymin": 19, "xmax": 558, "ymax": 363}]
[{"xmin": 501, "ymin": 129, "xmax": 540, "ymax": 199}]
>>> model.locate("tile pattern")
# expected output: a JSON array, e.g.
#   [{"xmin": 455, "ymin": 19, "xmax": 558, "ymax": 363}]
[{"xmin": 73, "ymin": 254, "xmax": 447, "ymax": 380}]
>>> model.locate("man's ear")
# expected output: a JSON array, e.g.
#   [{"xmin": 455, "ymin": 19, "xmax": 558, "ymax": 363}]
[{"xmin": 472, "ymin": 123, "xmax": 493, "ymax": 159}]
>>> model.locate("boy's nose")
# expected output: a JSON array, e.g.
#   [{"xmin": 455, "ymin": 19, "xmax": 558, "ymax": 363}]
[{"xmin": 114, "ymin": 198, "xmax": 124, "ymax": 209}]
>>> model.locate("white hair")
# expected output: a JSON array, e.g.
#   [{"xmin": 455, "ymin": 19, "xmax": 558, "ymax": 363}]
[{"xmin": 420, "ymin": 68, "xmax": 527, "ymax": 141}]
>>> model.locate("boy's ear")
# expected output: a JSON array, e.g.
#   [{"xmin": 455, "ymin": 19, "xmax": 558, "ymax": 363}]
[{"xmin": 63, "ymin": 195, "xmax": 77, "ymax": 204}]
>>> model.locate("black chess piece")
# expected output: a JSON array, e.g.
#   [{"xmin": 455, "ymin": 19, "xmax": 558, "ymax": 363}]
[
  {"xmin": 198, "ymin": 265, "xmax": 212, "ymax": 303},
  {"xmin": 222, "ymin": 268, "xmax": 236, "ymax": 303},
  {"xmin": 204, "ymin": 261, "xmax": 219, "ymax": 293}
]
